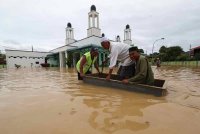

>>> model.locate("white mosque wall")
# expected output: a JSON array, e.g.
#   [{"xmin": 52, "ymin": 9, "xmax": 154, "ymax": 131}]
[
  {"xmin": 50, "ymin": 45, "xmax": 73, "ymax": 53},
  {"xmin": 50, "ymin": 36, "xmax": 101, "ymax": 53},
  {"xmin": 6, "ymin": 50, "xmax": 51, "ymax": 69},
  {"xmin": 73, "ymin": 36, "xmax": 101, "ymax": 48}
]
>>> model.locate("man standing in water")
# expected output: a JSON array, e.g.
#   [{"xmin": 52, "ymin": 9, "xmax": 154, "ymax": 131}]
[
  {"xmin": 101, "ymin": 37, "xmax": 135, "ymax": 80},
  {"xmin": 76, "ymin": 47, "xmax": 100, "ymax": 80},
  {"xmin": 122, "ymin": 46, "xmax": 154, "ymax": 85}
]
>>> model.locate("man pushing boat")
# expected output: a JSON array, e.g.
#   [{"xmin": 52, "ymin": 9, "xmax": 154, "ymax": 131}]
[
  {"xmin": 101, "ymin": 37, "xmax": 135, "ymax": 80},
  {"xmin": 76, "ymin": 47, "xmax": 100, "ymax": 80}
]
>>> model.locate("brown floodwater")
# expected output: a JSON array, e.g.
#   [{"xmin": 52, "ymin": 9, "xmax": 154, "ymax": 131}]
[{"xmin": 0, "ymin": 66, "xmax": 200, "ymax": 134}]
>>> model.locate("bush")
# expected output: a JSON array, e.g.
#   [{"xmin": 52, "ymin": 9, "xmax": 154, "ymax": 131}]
[{"xmin": 194, "ymin": 53, "xmax": 200, "ymax": 60}]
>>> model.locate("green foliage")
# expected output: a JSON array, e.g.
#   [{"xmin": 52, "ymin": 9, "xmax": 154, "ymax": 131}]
[
  {"xmin": 176, "ymin": 53, "xmax": 190, "ymax": 61},
  {"xmin": 138, "ymin": 49, "xmax": 144, "ymax": 53},
  {"xmin": 194, "ymin": 53, "xmax": 200, "ymax": 60},
  {"xmin": 159, "ymin": 45, "xmax": 185, "ymax": 61},
  {"xmin": 0, "ymin": 53, "xmax": 6, "ymax": 64},
  {"xmin": 159, "ymin": 46, "xmax": 167, "ymax": 53}
]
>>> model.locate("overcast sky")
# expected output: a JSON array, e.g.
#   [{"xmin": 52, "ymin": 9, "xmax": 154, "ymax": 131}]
[{"xmin": 0, "ymin": 0, "xmax": 200, "ymax": 54}]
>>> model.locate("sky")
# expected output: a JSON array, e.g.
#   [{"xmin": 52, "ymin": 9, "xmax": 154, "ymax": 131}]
[{"xmin": 0, "ymin": 0, "xmax": 200, "ymax": 54}]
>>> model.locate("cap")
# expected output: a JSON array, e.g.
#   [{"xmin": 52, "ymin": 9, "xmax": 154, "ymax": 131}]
[
  {"xmin": 91, "ymin": 47, "xmax": 98, "ymax": 52},
  {"xmin": 129, "ymin": 46, "xmax": 138, "ymax": 52},
  {"xmin": 100, "ymin": 37, "xmax": 109, "ymax": 43}
]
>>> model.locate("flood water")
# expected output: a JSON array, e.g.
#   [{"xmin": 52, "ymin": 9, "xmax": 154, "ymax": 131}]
[{"xmin": 0, "ymin": 66, "xmax": 200, "ymax": 134}]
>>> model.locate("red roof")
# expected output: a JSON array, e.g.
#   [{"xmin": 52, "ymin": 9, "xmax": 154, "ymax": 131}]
[{"xmin": 191, "ymin": 46, "xmax": 200, "ymax": 50}]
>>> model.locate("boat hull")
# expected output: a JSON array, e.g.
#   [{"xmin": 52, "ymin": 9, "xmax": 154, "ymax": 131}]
[{"xmin": 83, "ymin": 73, "xmax": 167, "ymax": 96}]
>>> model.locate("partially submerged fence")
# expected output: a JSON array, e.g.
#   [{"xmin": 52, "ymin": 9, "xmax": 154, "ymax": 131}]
[{"xmin": 161, "ymin": 61, "xmax": 200, "ymax": 67}]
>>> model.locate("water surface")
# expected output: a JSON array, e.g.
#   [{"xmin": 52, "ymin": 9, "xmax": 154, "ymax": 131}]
[{"xmin": 0, "ymin": 66, "xmax": 200, "ymax": 134}]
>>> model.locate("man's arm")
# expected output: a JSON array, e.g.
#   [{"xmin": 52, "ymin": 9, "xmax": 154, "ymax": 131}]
[
  {"xmin": 94, "ymin": 60, "xmax": 100, "ymax": 73},
  {"xmin": 80, "ymin": 56, "xmax": 87, "ymax": 77},
  {"xmin": 106, "ymin": 50, "xmax": 118, "ymax": 80},
  {"xmin": 102, "ymin": 57, "xmax": 110, "ymax": 65}
]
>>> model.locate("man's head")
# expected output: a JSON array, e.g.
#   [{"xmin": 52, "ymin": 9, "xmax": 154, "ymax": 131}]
[
  {"xmin": 101, "ymin": 37, "xmax": 110, "ymax": 50},
  {"xmin": 90, "ymin": 47, "xmax": 99, "ymax": 57},
  {"xmin": 129, "ymin": 46, "xmax": 140, "ymax": 61}
]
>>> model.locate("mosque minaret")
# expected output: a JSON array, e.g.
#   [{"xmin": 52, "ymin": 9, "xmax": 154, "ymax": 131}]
[
  {"xmin": 87, "ymin": 5, "xmax": 101, "ymax": 37},
  {"xmin": 116, "ymin": 35, "xmax": 121, "ymax": 42},
  {"xmin": 123, "ymin": 24, "xmax": 132, "ymax": 45},
  {"xmin": 65, "ymin": 22, "xmax": 75, "ymax": 45}
]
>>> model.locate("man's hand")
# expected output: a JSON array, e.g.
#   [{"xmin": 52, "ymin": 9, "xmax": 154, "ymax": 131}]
[
  {"xmin": 106, "ymin": 74, "xmax": 111, "ymax": 81},
  {"xmin": 122, "ymin": 79, "xmax": 129, "ymax": 84},
  {"xmin": 102, "ymin": 60, "xmax": 107, "ymax": 64}
]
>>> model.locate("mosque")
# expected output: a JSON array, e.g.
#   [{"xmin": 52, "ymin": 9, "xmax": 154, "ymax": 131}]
[{"xmin": 5, "ymin": 5, "xmax": 133, "ymax": 68}]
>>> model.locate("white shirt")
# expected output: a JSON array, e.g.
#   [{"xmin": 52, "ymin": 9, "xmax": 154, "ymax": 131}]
[{"xmin": 109, "ymin": 42, "xmax": 134, "ymax": 69}]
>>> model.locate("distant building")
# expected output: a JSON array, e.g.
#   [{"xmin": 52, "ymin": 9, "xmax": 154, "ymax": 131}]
[
  {"xmin": 190, "ymin": 46, "xmax": 200, "ymax": 57},
  {"xmin": 6, "ymin": 50, "xmax": 51, "ymax": 68}
]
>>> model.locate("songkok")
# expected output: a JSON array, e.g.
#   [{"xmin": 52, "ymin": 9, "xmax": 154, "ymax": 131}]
[
  {"xmin": 129, "ymin": 46, "xmax": 138, "ymax": 52},
  {"xmin": 100, "ymin": 37, "xmax": 109, "ymax": 43},
  {"xmin": 91, "ymin": 47, "xmax": 98, "ymax": 52}
]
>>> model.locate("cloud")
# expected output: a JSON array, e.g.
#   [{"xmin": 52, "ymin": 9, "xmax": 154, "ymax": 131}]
[{"xmin": 0, "ymin": 0, "xmax": 200, "ymax": 53}]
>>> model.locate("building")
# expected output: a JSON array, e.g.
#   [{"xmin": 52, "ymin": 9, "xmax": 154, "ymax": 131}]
[
  {"xmin": 6, "ymin": 49, "xmax": 51, "ymax": 68},
  {"xmin": 5, "ymin": 5, "xmax": 133, "ymax": 68},
  {"xmin": 190, "ymin": 46, "xmax": 200, "ymax": 58}
]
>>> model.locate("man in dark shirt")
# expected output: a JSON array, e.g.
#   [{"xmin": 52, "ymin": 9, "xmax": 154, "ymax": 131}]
[{"xmin": 122, "ymin": 46, "xmax": 154, "ymax": 85}]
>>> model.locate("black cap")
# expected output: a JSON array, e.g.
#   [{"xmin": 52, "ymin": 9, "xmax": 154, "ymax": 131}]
[
  {"xmin": 129, "ymin": 46, "xmax": 138, "ymax": 52},
  {"xmin": 91, "ymin": 47, "xmax": 98, "ymax": 52}
]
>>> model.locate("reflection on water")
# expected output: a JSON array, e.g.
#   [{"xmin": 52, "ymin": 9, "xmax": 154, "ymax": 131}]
[
  {"xmin": 68, "ymin": 85, "xmax": 158, "ymax": 133},
  {"xmin": 0, "ymin": 66, "xmax": 200, "ymax": 134}
]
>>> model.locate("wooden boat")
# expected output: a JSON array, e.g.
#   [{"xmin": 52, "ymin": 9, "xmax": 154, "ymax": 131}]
[
  {"xmin": 40, "ymin": 63, "xmax": 50, "ymax": 67},
  {"xmin": 83, "ymin": 73, "xmax": 167, "ymax": 96}
]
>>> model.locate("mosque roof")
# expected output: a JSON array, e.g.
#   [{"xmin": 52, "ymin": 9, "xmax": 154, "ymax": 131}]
[
  {"xmin": 126, "ymin": 24, "xmax": 130, "ymax": 29},
  {"xmin": 91, "ymin": 5, "xmax": 96, "ymax": 11},
  {"xmin": 67, "ymin": 23, "xmax": 72, "ymax": 28}
]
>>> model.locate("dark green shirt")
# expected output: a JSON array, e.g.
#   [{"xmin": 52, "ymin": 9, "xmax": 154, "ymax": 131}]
[{"xmin": 128, "ymin": 55, "xmax": 154, "ymax": 85}]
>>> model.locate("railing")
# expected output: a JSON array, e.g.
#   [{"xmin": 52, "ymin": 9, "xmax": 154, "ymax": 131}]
[{"xmin": 161, "ymin": 61, "xmax": 200, "ymax": 67}]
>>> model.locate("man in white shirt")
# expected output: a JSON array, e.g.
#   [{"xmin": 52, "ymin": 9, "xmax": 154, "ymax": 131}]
[{"xmin": 101, "ymin": 37, "xmax": 135, "ymax": 80}]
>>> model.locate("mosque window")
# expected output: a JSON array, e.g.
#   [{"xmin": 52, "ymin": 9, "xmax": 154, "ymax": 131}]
[{"xmin": 35, "ymin": 61, "xmax": 39, "ymax": 64}]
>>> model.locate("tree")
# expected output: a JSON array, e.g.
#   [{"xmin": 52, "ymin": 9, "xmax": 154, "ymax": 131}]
[
  {"xmin": 158, "ymin": 45, "xmax": 184, "ymax": 61},
  {"xmin": 0, "ymin": 53, "xmax": 6, "ymax": 64},
  {"xmin": 138, "ymin": 49, "xmax": 144, "ymax": 53},
  {"xmin": 167, "ymin": 46, "xmax": 183, "ymax": 61},
  {"xmin": 176, "ymin": 53, "xmax": 190, "ymax": 61},
  {"xmin": 194, "ymin": 53, "xmax": 200, "ymax": 60},
  {"xmin": 159, "ymin": 46, "xmax": 167, "ymax": 53}
]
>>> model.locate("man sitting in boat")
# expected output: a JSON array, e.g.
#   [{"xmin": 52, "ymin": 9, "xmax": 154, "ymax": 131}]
[
  {"xmin": 122, "ymin": 46, "xmax": 154, "ymax": 85},
  {"xmin": 101, "ymin": 37, "xmax": 135, "ymax": 80},
  {"xmin": 76, "ymin": 47, "xmax": 100, "ymax": 80}
]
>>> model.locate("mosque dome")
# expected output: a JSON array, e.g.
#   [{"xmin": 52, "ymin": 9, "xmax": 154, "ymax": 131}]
[
  {"xmin": 126, "ymin": 24, "xmax": 130, "ymax": 29},
  {"xmin": 67, "ymin": 23, "xmax": 72, "ymax": 28},
  {"xmin": 117, "ymin": 35, "xmax": 120, "ymax": 38},
  {"xmin": 91, "ymin": 5, "xmax": 96, "ymax": 11},
  {"xmin": 102, "ymin": 33, "xmax": 105, "ymax": 37}
]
